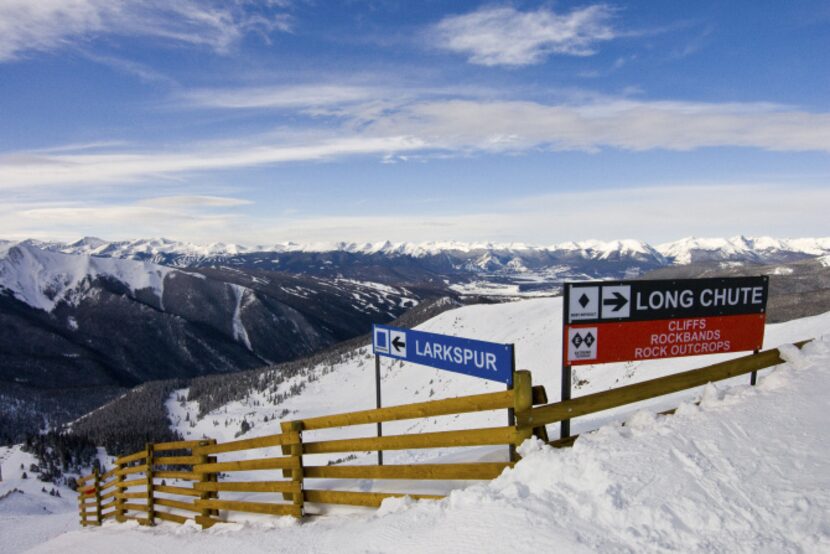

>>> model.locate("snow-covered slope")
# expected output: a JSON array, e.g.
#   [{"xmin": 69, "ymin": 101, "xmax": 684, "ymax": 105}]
[
  {"xmin": 170, "ymin": 297, "xmax": 830, "ymax": 475},
  {"xmin": 0, "ymin": 446, "xmax": 80, "ymax": 553},
  {"xmin": 0, "ymin": 243, "xmax": 173, "ymax": 312},
  {"xmin": 23, "ymin": 333, "xmax": 830, "ymax": 553}
]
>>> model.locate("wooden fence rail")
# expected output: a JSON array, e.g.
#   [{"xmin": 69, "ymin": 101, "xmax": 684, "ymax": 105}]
[{"xmin": 77, "ymin": 341, "xmax": 806, "ymax": 529}]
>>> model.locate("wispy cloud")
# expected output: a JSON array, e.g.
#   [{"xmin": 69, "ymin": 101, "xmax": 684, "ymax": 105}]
[
  {"xmin": 2, "ymin": 94, "xmax": 830, "ymax": 189},
  {"xmin": 0, "ymin": 135, "xmax": 427, "ymax": 188},
  {"xmin": 4, "ymin": 183, "xmax": 827, "ymax": 245},
  {"xmin": 431, "ymin": 4, "xmax": 616, "ymax": 66},
  {"xmin": 138, "ymin": 195, "xmax": 253, "ymax": 208},
  {"xmin": 180, "ymin": 84, "xmax": 386, "ymax": 110},
  {"xmin": 360, "ymin": 98, "xmax": 830, "ymax": 153},
  {"xmin": 0, "ymin": 0, "xmax": 293, "ymax": 62}
]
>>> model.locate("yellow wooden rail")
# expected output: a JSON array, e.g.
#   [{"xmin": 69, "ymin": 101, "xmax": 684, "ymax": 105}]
[
  {"xmin": 519, "ymin": 341, "xmax": 810, "ymax": 428},
  {"xmin": 304, "ymin": 462, "xmax": 511, "ymax": 481},
  {"xmin": 299, "ymin": 388, "xmax": 515, "ymax": 430}
]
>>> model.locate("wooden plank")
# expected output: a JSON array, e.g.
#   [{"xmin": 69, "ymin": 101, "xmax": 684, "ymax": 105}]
[
  {"xmin": 154, "ymin": 485, "xmax": 201, "ymax": 498},
  {"xmin": 76, "ymin": 474, "xmax": 93, "ymax": 484},
  {"xmin": 145, "ymin": 442, "xmax": 156, "ymax": 526},
  {"xmin": 193, "ymin": 456, "xmax": 299, "ymax": 474},
  {"xmin": 532, "ymin": 385, "xmax": 548, "ymax": 405},
  {"xmin": 100, "ymin": 467, "xmax": 117, "ymax": 480},
  {"xmin": 195, "ymin": 499, "xmax": 302, "ymax": 517},
  {"xmin": 121, "ymin": 516, "xmax": 152, "ymax": 526},
  {"xmin": 100, "ymin": 489, "xmax": 118, "ymax": 501},
  {"xmin": 303, "ymin": 426, "xmax": 518, "ymax": 454},
  {"xmin": 304, "ymin": 490, "xmax": 442, "ymax": 508},
  {"xmin": 195, "ymin": 439, "xmax": 217, "ymax": 528},
  {"xmin": 98, "ymin": 479, "xmax": 117, "ymax": 492},
  {"xmin": 154, "ymin": 456, "xmax": 201, "ymax": 466},
  {"xmin": 122, "ymin": 503, "xmax": 150, "ymax": 513},
  {"xmin": 117, "ymin": 491, "xmax": 149, "ymax": 500},
  {"xmin": 155, "ymin": 497, "xmax": 202, "ymax": 514},
  {"xmin": 512, "ymin": 370, "xmax": 535, "ymax": 461},
  {"xmin": 193, "ymin": 432, "xmax": 300, "ymax": 455},
  {"xmin": 153, "ymin": 439, "xmax": 205, "ymax": 451},
  {"xmin": 521, "ymin": 342, "xmax": 811, "ymax": 427},
  {"xmin": 156, "ymin": 511, "xmax": 190, "ymax": 525},
  {"xmin": 153, "ymin": 471, "xmax": 200, "ymax": 481},
  {"xmin": 304, "ymin": 462, "xmax": 511, "ymax": 481},
  {"xmin": 194, "ymin": 515, "xmax": 222, "ymax": 529},
  {"xmin": 93, "ymin": 468, "xmax": 103, "ymax": 525},
  {"xmin": 299, "ymin": 390, "xmax": 514, "ymax": 431},
  {"xmin": 116, "ymin": 464, "xmax": 149, "ymax": 477},
  {"xmin": 193, "ymin": 481, "xmax": 301, "ymax": 494},
  {"xmin": 115, "ymin": 478, "xmax": 146, "ymax": 489},
  {"xmin": 116, "ymin": 450, "xmax": 148, "ymax": 465},
  {"xmin": 102, "ymin": 511, "xmax": 118, "ymax": 520}
]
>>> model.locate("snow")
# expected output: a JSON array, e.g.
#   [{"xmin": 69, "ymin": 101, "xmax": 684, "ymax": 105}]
[
  {"xmin": 168, "ymin": 298, "xmax": 830, "ymax": 464},
  {"xmin": 656, "ymin": 235, "xmax": 830, "ymax": 265},
  {"xmin": 2, "ymin": 289, "xmax": 829, "ymax": 552},
  {"xmin": 22, "ymin": 235, "xmax": 830, "ymax": 262},
  {"xmin": 0, "ymin": 446, "xmax": 79, "ymax": 553},
  {"xmin": 229, "ymin": 284, "xmax": 253, "ymax": 351},
  {"xmin": 0, "ymin": 243, "xmax": 174, "ymax": 312},
  {"xmin": 18, "ymin": 334, "xmax": 830, "ymax": 553}
]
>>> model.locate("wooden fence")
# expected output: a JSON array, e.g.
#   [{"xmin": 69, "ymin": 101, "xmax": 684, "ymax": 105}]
[
  {"xmin": 77, "ymin": 341, "xmax": 807, "ymax": 528},
  {"xmin": 78, "ymin": 370, "xmax": 543, "ymax": 527}
]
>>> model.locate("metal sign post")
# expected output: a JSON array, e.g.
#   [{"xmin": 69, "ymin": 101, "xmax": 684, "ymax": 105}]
[
  {"xmin": 561, "ymin": 284, "xmax": 572, "ymax": 440},
  {"xmin": 374, "ymin": 354, "xmax": 383, "ymax": 465},
  {"xmin": 507, "ymin": 346, "xmax": 517, "ymax": 461}
]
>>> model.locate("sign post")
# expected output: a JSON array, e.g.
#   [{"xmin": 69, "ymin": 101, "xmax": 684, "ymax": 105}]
[
  {"xmin": 560, "ymin": 284, "xmax": 572, "ymax": 439},
  {"xmin": 374, "ymin": 354, "xmax": 383, "ymax": 465},
  {"xmin": 561, "ymin": 276, "xmax": 769, "ymax": 439}
]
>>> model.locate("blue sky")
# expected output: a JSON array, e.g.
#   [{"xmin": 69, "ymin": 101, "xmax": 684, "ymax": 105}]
[{"xmin": 1, "ymin": 1, "xmax": 828, "ymax": 245}]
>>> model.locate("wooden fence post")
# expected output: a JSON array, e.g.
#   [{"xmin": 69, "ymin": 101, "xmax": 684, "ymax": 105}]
[
  {"xmin": 93, "ymin": 467, "xmax": 102, "ymax": 526},
  {"xmin": 145, "ymin": 443, "xmax": 155, "ymax": 526},
  {"xmin": 281, "ymin": 421, "xmax": 305, "ymax": 518},
  {"xmin": 511, "ymin": 370, "xmax": 534, "ymax": 462},
  {"xmin": 195, "ymin": 439, "xmax": 217, "ymax": 529},
  {"xmin": 115, "ymin": 460, "xmax": 126, "ymax": 522},
  {"xmin": 77, "ymin": 476, "xmax": 88, "ymax": 526}
]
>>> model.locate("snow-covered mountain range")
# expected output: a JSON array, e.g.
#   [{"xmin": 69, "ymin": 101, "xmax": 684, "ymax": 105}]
[
  {"xmin": 0, "ymin": 242, "xmax": 424, "ymax": 443},
  {"xmin": 8, "ymin": 235, "xmax": 828, "ymax": 299},
  {"xmin": 24, "ymin": 235, "xmax": 830, "ymax": 267}
]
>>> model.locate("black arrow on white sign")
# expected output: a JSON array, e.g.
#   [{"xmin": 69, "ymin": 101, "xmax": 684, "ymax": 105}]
[
  {"xmin": 392, "ymin": 336, "xmax": 406, "ymax": 353},
  {"xmin": 602, "ymin": 291, "xmax": 628, "ymax": 312}
]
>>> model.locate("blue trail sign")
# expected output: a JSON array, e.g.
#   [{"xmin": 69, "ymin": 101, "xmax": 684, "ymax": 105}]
[{"xmin": 372, "ymin": 324, "xmax": 514, "ymax": 385}]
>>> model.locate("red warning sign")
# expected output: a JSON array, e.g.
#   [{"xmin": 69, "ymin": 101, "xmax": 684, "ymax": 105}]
[{"xmin": 565, "ymin": 313, "xmax": 766, "ymax": 365}]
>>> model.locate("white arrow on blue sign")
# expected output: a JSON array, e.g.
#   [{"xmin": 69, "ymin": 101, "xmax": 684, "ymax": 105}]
[{"xmin": 372, "ymin": 325, "xmax": 514, "ymax": 385}]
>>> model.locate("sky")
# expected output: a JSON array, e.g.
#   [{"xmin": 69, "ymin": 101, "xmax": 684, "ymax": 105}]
[{"xmin": 0, "ymin": 0, "xmax": 828, "ymax": 246}]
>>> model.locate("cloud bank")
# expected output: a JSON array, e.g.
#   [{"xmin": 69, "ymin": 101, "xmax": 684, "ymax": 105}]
[{"xmin": 2, "ymin": 93, "xmax": 829, "ymax": 189}]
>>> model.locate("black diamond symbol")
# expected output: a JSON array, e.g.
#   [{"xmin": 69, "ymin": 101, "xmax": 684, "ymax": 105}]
[
  {"xmin": 578, "ymin": 293, "xmax": 590, "ymax": 308},
  {"xmin": 571, "ymin": 333, "xmax": 584, "ymax": 348},
  {"xmin": 584, "ymin": 332, "xmax": 595, "ymax": 347}
]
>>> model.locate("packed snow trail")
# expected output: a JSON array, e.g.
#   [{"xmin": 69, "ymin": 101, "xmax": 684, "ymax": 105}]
[
  {"xmin": 28, "ymin": 337, "xmax": 830, "ymax": 553},
  {"xmin": 0, "ymin": 447, "xmax": 79, "ymax": 553}
]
